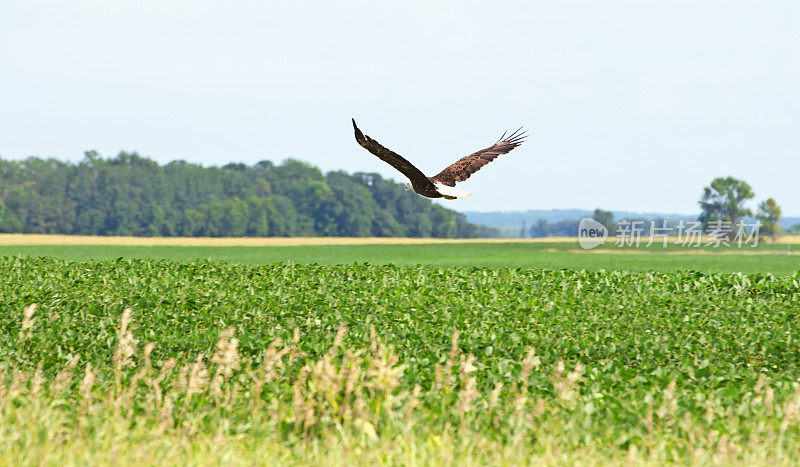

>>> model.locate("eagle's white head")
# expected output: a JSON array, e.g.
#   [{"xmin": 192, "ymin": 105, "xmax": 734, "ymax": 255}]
[{"xmin": 404, "ymin": 182, "xmax": 411, "ymax": 191}]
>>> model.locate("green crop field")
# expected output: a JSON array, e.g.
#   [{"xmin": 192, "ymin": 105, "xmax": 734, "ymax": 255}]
[
  {"xmin": 2, "ymin": 255, "xmax": 800, "ymax": 464},
  {"xmin": 1, "ymin": 239, "xmax": 799, "ymax": 274}
]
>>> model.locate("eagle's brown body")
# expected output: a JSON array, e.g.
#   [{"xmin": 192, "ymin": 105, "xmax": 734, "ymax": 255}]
[
  {"xmin": 411, "ymin": 178, "xmax": 445, "ymax": 199},
  {"xmin": 352, "ymin": 119, "xmax": 525, "ymax": 200}
]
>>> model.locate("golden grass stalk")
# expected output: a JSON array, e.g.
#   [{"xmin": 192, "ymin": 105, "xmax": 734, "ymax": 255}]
[{"xmin": 18, "ymin": 303, "xmax": 37, "ymax": 340}]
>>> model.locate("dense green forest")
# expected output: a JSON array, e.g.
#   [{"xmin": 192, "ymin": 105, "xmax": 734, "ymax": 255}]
[{"xmin": 0, "ymin": 152, "xmax": 498, "ymax": 238}]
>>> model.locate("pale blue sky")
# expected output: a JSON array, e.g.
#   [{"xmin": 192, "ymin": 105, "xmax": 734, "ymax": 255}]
[{"xmin": 1, "ymin": 1, "xmax": 798, "ymax": 214}]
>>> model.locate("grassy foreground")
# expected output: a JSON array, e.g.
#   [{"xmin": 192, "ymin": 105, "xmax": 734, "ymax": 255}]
[{"xmin": 2, "ymin": 257, "xmax": 800, "ymax": 464}]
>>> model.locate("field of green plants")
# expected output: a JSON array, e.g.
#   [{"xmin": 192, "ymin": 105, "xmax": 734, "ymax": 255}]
[{"xmin": 2, "ymin": 256, "xmax": 800, "ymax": 464}]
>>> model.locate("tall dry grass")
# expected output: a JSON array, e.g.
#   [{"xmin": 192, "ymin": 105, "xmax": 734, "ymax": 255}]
[{"xmin": 2, "ymin": 307, "xmax": 800, "ymax": 465}]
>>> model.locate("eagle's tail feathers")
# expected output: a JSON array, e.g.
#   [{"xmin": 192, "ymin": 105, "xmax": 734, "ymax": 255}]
[{"xmin": 433, "ymin": 183, "xmax": 474, "ymax": 199}]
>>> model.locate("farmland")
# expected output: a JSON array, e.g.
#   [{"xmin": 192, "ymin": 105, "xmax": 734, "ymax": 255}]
[
  {"xmin": 1, "ymin": 234, "xmax": 800, "ymax": 274},
  {"xmin": 2, "ymin": 255, "xmax": 800, "ymax": 464}
]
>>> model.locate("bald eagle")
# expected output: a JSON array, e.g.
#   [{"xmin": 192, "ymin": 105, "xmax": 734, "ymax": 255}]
[{"xmin": 352, "ymin": 119, "xmax": 525, "ymax": 199}]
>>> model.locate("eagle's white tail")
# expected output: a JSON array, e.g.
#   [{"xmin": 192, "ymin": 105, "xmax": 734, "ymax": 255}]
[{"xmin": 434, "ymin": 183, "xmax": 474, "ymax": 199}]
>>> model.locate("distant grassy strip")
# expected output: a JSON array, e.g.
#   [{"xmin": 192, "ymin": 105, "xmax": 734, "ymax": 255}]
[
  {"xmin": 0, "ymin": 234, "xmax": 576, "ymax": 246},
  {"xmin": 1, "ymin": 242, "xmax": 799, "ymax": 274},
  {"xmin": 3, "ymin": 233, "xmax": 800, "ymax": 246}
]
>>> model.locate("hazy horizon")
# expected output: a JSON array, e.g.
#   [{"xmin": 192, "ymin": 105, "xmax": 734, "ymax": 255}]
[{"xmin": 2, "ymin": 1, "xmax": 798, "ymax": 215}]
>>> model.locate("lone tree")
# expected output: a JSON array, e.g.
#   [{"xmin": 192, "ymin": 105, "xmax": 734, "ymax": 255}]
[
  {"xmin": 698, "ymin": 177, "xmax": 754, "ymax": 232},
  {"xmin": 756, "ymin": 197, "xmax": 782, "ymax": 241}
]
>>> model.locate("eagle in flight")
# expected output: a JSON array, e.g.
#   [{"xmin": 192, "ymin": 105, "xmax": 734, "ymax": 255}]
[{"xmin": 352, "ymin": 119, "xmax": 525, "ymax": 199}]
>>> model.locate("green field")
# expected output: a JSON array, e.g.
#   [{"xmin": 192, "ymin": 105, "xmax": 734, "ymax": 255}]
[
  {"xmin": 1, "ymin": 240, "xmax": 799, "ymax": 275},
  {"xmin": 2, "ymin": 256, "xmax": 800, "ymax": 464}
]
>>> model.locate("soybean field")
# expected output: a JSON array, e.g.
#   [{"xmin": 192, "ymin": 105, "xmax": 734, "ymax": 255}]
[{"xmin": 2, "ymin": 256, "xmax": 800, "ymax": 464}]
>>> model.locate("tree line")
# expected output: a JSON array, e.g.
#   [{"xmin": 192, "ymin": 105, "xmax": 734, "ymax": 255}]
[
  {"xmin": 522, "ymin": 209, "xmax": 676, "ymax": 238},
  {"xmin": 522, "ymin": 177, "xmax": 785, "ymax": 239},
  {"xmin": 0, "ymin": 152, "xmax": 499, "ymax": 238}
]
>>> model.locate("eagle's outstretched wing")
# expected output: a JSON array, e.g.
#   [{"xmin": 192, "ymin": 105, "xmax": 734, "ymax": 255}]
[
  {"xmin": 429, "ymin": 128, "xmax": 526, "ymax": 187},
  {"xmin": 352, "ymin": 119, "xmax": 434, "ymax": 189}
]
